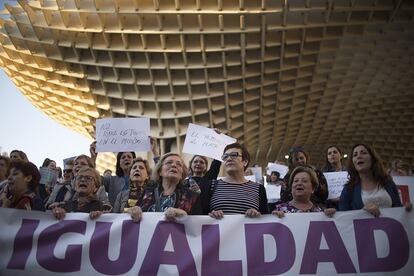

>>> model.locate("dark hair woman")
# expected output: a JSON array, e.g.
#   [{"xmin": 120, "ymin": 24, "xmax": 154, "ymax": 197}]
[{"xmin": 338, "ymin": 144, "xmax": 412, "ymax": 216}]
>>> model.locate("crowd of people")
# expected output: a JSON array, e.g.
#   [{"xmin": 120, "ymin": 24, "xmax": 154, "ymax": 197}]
[{"xmin": 0, "ymin": 134, "xmax": 412, "ymax": 222}]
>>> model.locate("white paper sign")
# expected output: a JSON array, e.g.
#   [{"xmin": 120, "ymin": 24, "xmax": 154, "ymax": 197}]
[
  {"xmin": 96, "ymin": 118, "xmax": 151, "ymax": 152},
  {"xmin": 265, "ymin": 183, "xmax": 282, "ymax": 203},
  {"xmin": 266, "ymin": 162, "xmax": 289, "ymax": 178},
  {"xmin": 392, "ymin": 176, "xmax": 414, "ymax": 204},
  {"xmin": 324, "ymin": 171, "xmax": 349, "ymax": 199},
  {"xmin": 182, "ymin": 123, "xmax": 237, "ymax": 161},
  {"xmin": 251, "ymin": 167, "xmax": 262, "ymax": 182}
]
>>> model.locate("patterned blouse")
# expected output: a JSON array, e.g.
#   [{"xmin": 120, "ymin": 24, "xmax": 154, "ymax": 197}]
[{"xmin": 273, "ymin": 201, "xmax": 322, "ymax": 213}]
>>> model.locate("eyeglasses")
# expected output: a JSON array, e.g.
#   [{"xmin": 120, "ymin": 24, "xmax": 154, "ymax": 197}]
[
  {"xmin": 221, "ymin": 152, "xmax": 242, "ymax": 161},
  {"xmin": 75, "ymin": 175, "xmax": 95, "ymax": 182},
  {"xmin": 63, "ymin": 169, "xmax": 73, "ymax": 174}
]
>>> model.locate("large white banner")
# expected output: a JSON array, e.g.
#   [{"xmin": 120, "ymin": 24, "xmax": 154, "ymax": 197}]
[
  {"xmin": 96, "ymin": 118, "xmax": 151, "ymax": 153},
  {"xmin": 0, "ymin": 208, "xmax": 413, "ymax": 275}
]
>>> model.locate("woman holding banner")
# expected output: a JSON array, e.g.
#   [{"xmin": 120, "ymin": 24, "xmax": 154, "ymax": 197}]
[
  {"xmin": 208, "ymin": 143, "xmax": 268, "ymax": 219},
  {"xmin": 113, "ymin": 158, "xmax": 150, "ymax": 213},
  {"xmin": 280, "ymin": 147, "xmax": 328, "ymax": 208},
  {"xmin": 127, "ymin": 153, "xmax": 202, "ymax": 222},
  {"xmin": 52, "ymin": 167, "xmax": 111, "ymax": 220},
  {"xmin": 338, "ymin": 144, "xmax": 411, "ymax": 216},
  {"xmin": 272, "ymin": 166, "xmax": 326, "ymax": 217}
]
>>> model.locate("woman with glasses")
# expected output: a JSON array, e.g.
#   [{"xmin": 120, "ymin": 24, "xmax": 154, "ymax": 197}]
[
  {"xmin": 208, "ymin": 143, "xmax": 268, "ymax": 219},
  {"xmin": 280, "ymin": 147, "xmax": 328, "ymax": 208},
  {"xmin": 113, "ymin": 158, "xmax": 150, "ymax": 213},
  {"xmin": 127, "ymin": 153, "xmax": 202, "ymax": 222},
  {"xmin": 52, "ymin": 167, "xmax": 111, "ymax": 220},
  {"xmin": 45, "ymin": 160, "xmax": 74, "ymax": 209}
]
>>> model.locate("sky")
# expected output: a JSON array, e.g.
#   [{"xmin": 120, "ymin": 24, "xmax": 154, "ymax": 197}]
[{"xmin": 0, "ymin": 69, "xmax": 92, "ymax": 168}]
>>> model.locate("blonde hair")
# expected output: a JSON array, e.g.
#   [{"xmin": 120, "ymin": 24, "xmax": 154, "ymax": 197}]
[
  {"xmin": 151, "ymin": 153, "xmax": 188, "ymax": 184},
  {"xmin": 288, "ymin": 166, "xmax": 319, "ymax": 190},
  {"xmin": 76, "ymin": 167, "xmax": 101, "ymax": 188}
]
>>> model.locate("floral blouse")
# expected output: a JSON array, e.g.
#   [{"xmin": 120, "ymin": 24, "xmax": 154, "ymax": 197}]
[{"xmin": 273, "ymin": 201, "xmax": 322, "ymax": 213}]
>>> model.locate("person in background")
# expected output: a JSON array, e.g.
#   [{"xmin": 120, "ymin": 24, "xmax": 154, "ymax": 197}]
[
  {"xmin": 208, "ymin": 143, "xmax": 268, "ymax": 219},
  {"xmin": 127, "ymin": 153, "xmax": 201, "ymax": 222},
  {"xmin": 338, "ymin": 144, "xmax": 411, "ymax": 216},
  {"xmin": 55, "ymin": 167, "xmax": 63, "ymax": 184},
  {"xmin": 322, "ymin": 145, "xmax": 347, "ymax": 173},
  {"xmin": 266, "ymin": 171, "xmax": 284, "ymax": 211},
  {"xmin": 389, "ymin": 159, "xmax": 410, "ymax": 176},
  {"xmin": 113, "ymin": 158, "xmax": 150, "ymax": 213},
  {"xmin": 45, "ymin": 159, "xmax": 74, "ymax": 209},
  {"xmin": 9, "ymin": 150, "xmax": 29, "ymax": 162},
  {"xmin": 187, "ymin": 154, "xmax": 221, "ymax": 214},
  {"xmin": 0, "ymin": 161, "xmax": 43, "ymax": 210},
  {"xmin": 280, "ymin": 147, "xmax": 328, "ymax": 208},
  {"xmin": 0, "ymin": 156, "xmax": 10, "ymax": 192},
  {"xmin": 273, "ymin": 166, "xmax": 336, "ymax": 217},
  {"xmin": 103, "ymin": 169, "xmax": 112, "ymax": 177},
  {"xmin": 38, "ymin": 158, "xmax": 58, "ymax": 202},
  {"xmin": 52, "ymin": 167, "xmax": 110, "ymax": 220}
]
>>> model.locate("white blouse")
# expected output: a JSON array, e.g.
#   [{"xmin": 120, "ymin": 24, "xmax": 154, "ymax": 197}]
[{"xmin": 361, "ymin": 187, "xmax": 392, "ymax": 208}]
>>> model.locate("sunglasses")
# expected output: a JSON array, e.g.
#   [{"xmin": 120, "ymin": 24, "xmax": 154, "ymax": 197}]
[{"xmin": 221, "ymin": 152, "xmax": 242, "ymax": 161}]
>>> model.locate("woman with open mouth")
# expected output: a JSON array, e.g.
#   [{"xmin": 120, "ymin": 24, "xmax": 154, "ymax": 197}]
[
  {"xmin": 51, "ymin": 167, "xmax": 111, "ymax": 220},
  {"xmin": 338, "ymin": 143, "xmax": 411, "ymax": 216},
  {"xmin": 113, "ymin": 157, "xmax": 150, "ymax": 213},
  {"xmin": 127, "ymin": 153, "xmax": 202, "ymax": 222},
  {"xmin": 1, "ymin": 161, "xmax": 42, "ymax": 211},
  {"xmin": 272, "ymin": 166, "xmax": 329, "ymax": 217}
]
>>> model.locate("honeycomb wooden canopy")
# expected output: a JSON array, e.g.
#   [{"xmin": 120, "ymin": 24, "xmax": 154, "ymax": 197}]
[{"xmin": 1, "ymin": 0, "xmax": 414, "ymax": 169}]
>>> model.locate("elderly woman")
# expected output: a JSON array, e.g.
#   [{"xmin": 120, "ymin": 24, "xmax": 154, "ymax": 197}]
[
  {"xmin": 113, "ymin": 158, "xmax": 150, "ymax": 213},
  {"xmin": 272, "ymin": 166, "xmax": 324, "ymax": 217},
  {"xmin": 338, "ymin": 144, "xmax": 411, "ymax": 216},
  {"xmin": 52, "ymin": 167, "xmax": 110, "ymax": 220},
  {"xmin": 208, "ymin": 143, "xmax": 268, "ymax": 219},
  {"xmin": 0, "ymin": 161, "xmax": 43, "ymax": 210},
  {"xmin": 127, "ymin": 153, "xmax": 202, "ymax": 222},
  {"xmin": 280, "ymin": 147, "xmax": 328, "ymax": 208}
]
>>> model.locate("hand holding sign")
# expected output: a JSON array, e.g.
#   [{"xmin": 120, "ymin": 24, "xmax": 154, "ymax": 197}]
[
  {"xmin": 182, "ymin": 123, "xmax": 236, "ymax": 161},
  {"xmin": 96, "ymin": 118, "xmax": 151, "ymax": 153},
  {"xmin": 266, "ymin": 162, "xmax": 289, "ymax": 178}
]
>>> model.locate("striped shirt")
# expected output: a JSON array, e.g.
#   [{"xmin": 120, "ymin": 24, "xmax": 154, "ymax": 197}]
[{"xmin": 210, "ymin": 179, "xmax": 264, "ymax": 214}]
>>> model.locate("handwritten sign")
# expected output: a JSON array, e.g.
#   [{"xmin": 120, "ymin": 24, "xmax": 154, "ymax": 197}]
[
  {"xmin": 266, "ymin": 162, "xmax": 289, "ymax": 178},
  {"xmin": 96, "ymin": 118, "xmax": 151, "ymax": 153},
  {"xmin": 323, "ymin": 171, "xmax": 349, "ymax": 199},
  {"xmin": 182, "ymin": 123, "xmax": 236, "ymax": 161}
]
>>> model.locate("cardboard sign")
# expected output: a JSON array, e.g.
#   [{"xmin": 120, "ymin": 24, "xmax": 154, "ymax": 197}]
[
  {"xmin": 182, "ymin": 123, "xmax": 236, "ymax": 161},
  {"xmin": 96, "ymin": 118, "xmax": 151, "ymax": 152}
]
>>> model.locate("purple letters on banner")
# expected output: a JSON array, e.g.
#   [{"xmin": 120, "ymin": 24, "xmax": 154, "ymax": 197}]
[
  {"xmin": 300, "ymin": 221, "xmax": 356, "ymax": 274},
  {"xmin": 90, "ymin": 220, "xmax": 140, "ymax": 275},
  {"xmin": 245, "ymin": 223, "xmax": 295, "ymax": 275},
  {"xmin": 354, "ymin": 217, "xmax": 409, "ymax": 272},
  {"xmin": 36, "ymin": 220, "xmax": 86, "ymax": 272},
  {"xmin": 201, "ymin": 224, "xmax": 243, "ymax": 275},
  {"xmin": 139, "ymin": 221, "xmax": 197, "ymax": 275},
  {"xmin": 7, "ymin": 219, "xmax": 39, "ymax": 270}
]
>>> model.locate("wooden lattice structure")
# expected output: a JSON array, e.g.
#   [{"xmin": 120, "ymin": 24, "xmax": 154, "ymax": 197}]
[{"xmin": 1, "ymin": 0, "xmax": 414, "ymax": 169}]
